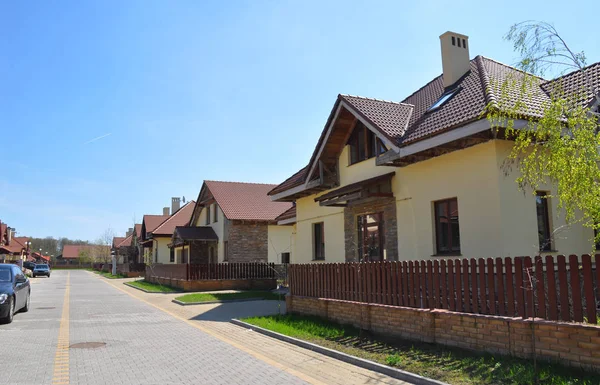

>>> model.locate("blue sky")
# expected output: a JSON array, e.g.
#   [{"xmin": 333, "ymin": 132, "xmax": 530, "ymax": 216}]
[{"xmin": 1, "ymin": 0, "xmax": 598, "ymax": 241}]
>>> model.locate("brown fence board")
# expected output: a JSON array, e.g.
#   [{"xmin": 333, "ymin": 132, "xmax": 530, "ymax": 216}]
[
  {"xmin": 514, "ymin": 257, "xmax": 525, "ymax": 318},
  {"xmin": 420, "ymin": 261, "xmax": 427, "ymax": 309},
  {"xmin": 448, "ymin": 260, "xmax": 456, "ymax": 311},
  {"xmin": 478, "ymin": 258, "xmax": 487, "ymax": 314},
  {"xmin": 505, "ymin": 257, "xmax": 515, "ymax": 317},
  {"xmin": 440, "ymin": 260, "xmax": 448, "ymax": 309},
  {"xmin": 496, "ymin": 258, "xmax": 505, "ymax": 316},
  {"xmin": 462, "ymin": 259, "xmax": 470, "ymax": 313},
  {"xmin": 454, "ymin": 260, "xmax": 462, "ymax": 312},
  {"xmin": 545, "ymin": 256, "xmax": 558, "ymax": 321},
  {"xmin": 569, "ymin": 255, "xmax": 583, "ymax": 322},
  {"xmin": 470, "ymin": 258, "xmax": 478, "ymax": 313},
  {"xmin": 432, "ymin": 261, "xmax": 440, "ymax": 309},
  {"xmin": 414, "ymin": 261, "xmax": 421, "ymax": 308},
  {"xmin": 402, "ymin": 261, "xmax": 409, "ymax": 307},
  {"xmin": 391, "ymin": 262, "xmax": 398, "ymax": 306},
  {"xmin": 427, "ymin": 260, "xmax": 434, "ymax": 309},
  {"xmin": 581, "ymin": 254, "xmax": 596, "ymax": 324},
  {"xmin": 557, "ymin": 255, "xmax": 570, "ymax": 321},
  {"xmin": 487, "ymin": 258, "xmax": 496, "ymax": 315},
  {"xmin": 535, "ymin": 256, "xmax": 546, "ymax": 319},
  {"xmin": 523, "ymin": 257, "xmax": 534, "ymax": 318}
]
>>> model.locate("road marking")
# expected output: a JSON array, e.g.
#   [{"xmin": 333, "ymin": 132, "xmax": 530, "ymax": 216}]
[
  {"xmin": 52, "ymin": 272, "xmax": 70, "ymax": 385},
  {"xmin": 99, "ymin": 276, "xmax": 327, "ymax": 385}
]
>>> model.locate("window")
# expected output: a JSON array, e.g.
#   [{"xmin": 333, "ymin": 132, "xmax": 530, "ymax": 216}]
[
  {"xmin": 427, "ymin": 88, "xmax": 460, "ymax": 112},
  {"xmin": 182, "ymin": 248, "xmax": 188, "ymax": 264},
  {"xmin": 357, "ymin": 213, "xmax": 385, "ymax": 261},
  {"xmin": 213, "ymin": 205, "xmax": 218, "ymax": 223},
  {"xmin": 205, "ymin": 206, "xmax": 211, "ymax": 225},
  {"xmin": 224, "ymin": 241, "xmax": 229, "ymax": 262},
  {"xmin": 313, "ymin": 222, "xmax": 325, "ymax": 260},
  {"xmin": 348, "ymin": 121, "xmax": 387, "ymax": 165},
  {"xmin": 169, "ymin": 248, "xmax": 174, "ymax": 263},
  {"xmin": 536, "ymin": 192, "xmax": 552, "ymax": 251},
  {"xmin": 281, "ymin": 252, "xmax": 290, "ymax": 264},
  {"xmin": 434, "ymin": 198, "xmax": 461, "ymax": 254}
]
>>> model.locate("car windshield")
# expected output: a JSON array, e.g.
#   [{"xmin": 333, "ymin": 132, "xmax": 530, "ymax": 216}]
[
  {"xmin": 36, "ymin": 265, "xmax": 48, "ymax": 269},
  {"xmin": 0, "ymin": 267, "xmax": 11, "ymax": 282}
]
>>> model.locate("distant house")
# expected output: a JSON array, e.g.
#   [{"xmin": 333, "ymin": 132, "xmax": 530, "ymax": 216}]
[
  {"xmin": 143, "ymin": 201, "xmax": 195, "ymax": 264},
  {"xmin": 175, "ymin": 180, "xmax": 294, "ymax": 264},
  {"xmin": 61, "ymin": 244, "xmax": 109, "ymax": 263}
]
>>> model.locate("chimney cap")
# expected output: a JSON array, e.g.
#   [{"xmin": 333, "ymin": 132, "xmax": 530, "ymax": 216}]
[{"xmin": 439, "ymin": 31, "xmax": 469, "ymax": 40}]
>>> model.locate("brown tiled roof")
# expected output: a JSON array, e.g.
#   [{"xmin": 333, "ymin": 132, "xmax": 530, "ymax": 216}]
[
  {"xmin": 143, "ymin": 215, "xmax": 170, "ymax": 233},
  {"xmin": 275, "ymin": 205, "xmax": 296, "ymax": 222},
  {"xmin": 61, "ymin": 244, "xmax": 95, "ymax": 259},
  {"xmin": 117, "ymin": 234, "xmax": 133, "ymax": 247},
  {"xmin": 268, "ymin": 166, "xmax": 308, "ymax": 196},
  {"xmin": 271, "ymin": 56, "xmax": 599, "ymax": 197},
  {"xmin": 0, "ymin": 236, "xmax": 29, "ymax": 254},
  {"xmin": 112, "ymin": 237, "xmax": 126, "ymax": 248},
  {"xmin": 541, "ymin": 62, "xmax": 600, "ymax": 108},
  {"xmin": 152, "ymin": 201, "xmax": 195, "ymax": 236},
  {"xmin": 134, "ymin": 224, "xmax": 142, "ymax": 238},
  {"xmin": 340, "ymin": 95, "xmax": 413, "ymax": 140},
  {"xmin": 205, "ymin": 181, "xmax": 293, "ymax": 221}
]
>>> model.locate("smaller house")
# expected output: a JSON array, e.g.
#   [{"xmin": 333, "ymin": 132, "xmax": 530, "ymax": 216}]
[
  {"xmin": 61, "ymin": 244, "xmax": 109, "ymax": 264},
  {"xmin": 144, "ymin": 201, "xmax": 195, "ymax": 264},
  {"xmin": 177, "ymin": 180, "xmax": 294, "ymax": 264}
]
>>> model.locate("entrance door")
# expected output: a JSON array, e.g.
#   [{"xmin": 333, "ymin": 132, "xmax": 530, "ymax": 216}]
[
  {"xmin": 209, "ymin": 246, "xmax": 217, "ymax": 264},
  {"xmin": 357, "ymin": 212, "xmax": 385, "ymax": 261}
]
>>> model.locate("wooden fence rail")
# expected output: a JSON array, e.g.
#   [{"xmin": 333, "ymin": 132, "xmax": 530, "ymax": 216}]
[
  {"xmin": 289, "ymin": 255, "xmax": 600, "ymax": 324},
  {"xmin": 187, "ymin": 262, "xmax": 276, "ymax": 280}
]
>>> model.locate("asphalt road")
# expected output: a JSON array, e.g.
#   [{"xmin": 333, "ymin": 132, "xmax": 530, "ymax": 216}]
[{"xmin": 0, "ymin": 270, "xmax": 308, "ymax": 385}]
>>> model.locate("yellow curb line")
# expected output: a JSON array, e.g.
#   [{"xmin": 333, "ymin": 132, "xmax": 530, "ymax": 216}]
[
  {"xmin": 100, "ymin": 277, "xmax": 326, "ymax": 385},
  {"xmin": 52, "ymin": 272, "xmax": 70, "ymax": 385}
]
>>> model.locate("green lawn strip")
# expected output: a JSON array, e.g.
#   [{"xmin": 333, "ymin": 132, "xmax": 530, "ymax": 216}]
[
  {"xmin": 242, "ymin": 314, "xmax": 600, "ymax": 385},
  {"xmin": 126, "ymin": 279, "xmax": 180, "ymax": 293},
  {"xmin": 175, "ymin": 290, "xmax": 281, "ymax": 303}
]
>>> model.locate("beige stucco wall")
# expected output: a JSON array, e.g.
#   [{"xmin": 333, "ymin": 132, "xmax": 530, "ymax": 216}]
[
  {"xmin": 267, "ymin": 225, "xmax": 295, "ymax": 263},
  {"xmin": 194, "ymin": 203, "xmax": 225, "ymax": 262},
  {"xmin": 292, "ymin": 139, "xmax": 594, "ymax": 264},
  {"xmin": 153, "ymin": 237, "xmax": 172, "ymax": 264}
]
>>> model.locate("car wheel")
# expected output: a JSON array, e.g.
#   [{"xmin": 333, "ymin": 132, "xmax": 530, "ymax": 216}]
[
  {"xmin": 1, "ymin": 296, "xmax": 14, "ymax": 324},
  {"xmin": 21, "ymin": 291, "xmax": 30, "ymax": 313},
  {"xmin": 33, "ymin": 274, "xmax": 36, "ymax": 278}
]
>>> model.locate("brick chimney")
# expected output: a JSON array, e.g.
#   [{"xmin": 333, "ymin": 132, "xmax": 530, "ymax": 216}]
[
  {"xmin": 172, "ymin": 197, "xmax": 181, "ymax": 214},
  {"xmin": 163, "ymin": 207, "xmax": 170, "ymax": 216},
  {"xmin": 127, "ymin": 228, "xmax": 133, "ymax": 237},
  {"xmin": 439, "ymin": 31, "xmax": 470, "ymax": 88}
]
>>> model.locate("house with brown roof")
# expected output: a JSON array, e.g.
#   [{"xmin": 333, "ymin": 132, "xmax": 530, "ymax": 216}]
[
  {"xmin": 269, "ymin": 31, "xmax": 600, "ymax": 264},
  {"xmin": 61, "ymin": 244, "xmax": 110, "ymax": 263},
  {"xmin": 145, "ymin": 201, "xmax": 195, "ymax": 264},
  {"xmin": 177, "ymin": 180, "xmax": 294, "ymax": 264}
]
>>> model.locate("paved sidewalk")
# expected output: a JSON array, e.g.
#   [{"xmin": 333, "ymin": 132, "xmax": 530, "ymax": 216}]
[{"xmin": 102, "ymin": 275, "xmax": 411, "ymax": 385}]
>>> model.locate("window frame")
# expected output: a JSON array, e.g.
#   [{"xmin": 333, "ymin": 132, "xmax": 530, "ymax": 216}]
[
  {"xmin": 169, "ymin": 248, "xmax": 175, "ymax": 263},
  {"xmin": 205, "ymin": 205, "xmax": 211, "ymax": 225},
  {"xmin": 312, "ymin": 222, "xmax": 325, "ymax": 261},
  {"xmin": 536, "ymin": 191, "xmax": 553, "ymax": 252},
  {"xmin": 348, "ymin": 122, "xmax": 386, "ymax": 165},
  {"xmin": 281, "ymin": 252, "xmax": 290, "ymax": 264},
  {"xmin": 223, "ymin": 241, "xmax": 229, "ymax": 262},
  {"xmin": 213, "ymin": 204, "xmax": 218, "ymax": 223},
  {"xmin": 433, "ymin": 198, "xmax": 461, "ymax": 255}
]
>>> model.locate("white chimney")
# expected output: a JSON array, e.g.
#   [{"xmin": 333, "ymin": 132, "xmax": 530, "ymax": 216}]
[
  {"xmin": 440, "ymin": 31, "xmax": 471, "ymax": 88},
  {"xmin": 7, "ymin": 228, "xmax": 12, "ymax": 244},
  {"xmin": 172, "ymin": 197, "xmax": 181, "ymax": 214},
  {"xmin": 163, "ymin": 207, "xmax": 170, "ymax": 216}
]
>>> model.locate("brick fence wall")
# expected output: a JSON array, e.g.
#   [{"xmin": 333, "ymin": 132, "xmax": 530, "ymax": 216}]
[{"xmin": 286, "ymin": 295, "xmax": 600, "ymax": 372}]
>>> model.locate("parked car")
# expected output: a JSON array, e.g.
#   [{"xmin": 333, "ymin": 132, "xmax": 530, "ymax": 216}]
[
  {"xmin": 0, "ymin": 264, "xmax": 31, "ymax": 324},
  {"xmin": 33, "ymin": 264, "xmax": 51, "ymax": 278},
  {"xmin": 23, "ymin": 261, "xmax": 36, "ymax": 271}
]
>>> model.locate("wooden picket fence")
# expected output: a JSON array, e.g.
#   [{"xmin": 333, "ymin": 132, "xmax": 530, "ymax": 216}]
[
  {"xmin": 289, "ymin": 255, "xmax": 600, "ymax": 324},
  {"xmin": 187, "ymin": 262, "xmax": 276, "ymax": 280}
]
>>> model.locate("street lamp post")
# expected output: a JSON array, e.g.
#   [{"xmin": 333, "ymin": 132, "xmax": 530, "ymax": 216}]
[{"xmin": 111, "ymin": 250, "xmax": 117, "ymax": 275}]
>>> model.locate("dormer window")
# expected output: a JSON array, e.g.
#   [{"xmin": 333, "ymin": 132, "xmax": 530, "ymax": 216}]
[
  {"xmin": 427, "ymin": 87, "xmax": 461, "ymax": 112},
  {"xmin": 348, "ymin": 121, "xmax": 388, "ymax": 165}
]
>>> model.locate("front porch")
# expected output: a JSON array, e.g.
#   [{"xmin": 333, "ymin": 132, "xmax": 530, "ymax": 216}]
[{"xmin": 171, "ymin": 226, "xmax": 219, "ymax": 264}]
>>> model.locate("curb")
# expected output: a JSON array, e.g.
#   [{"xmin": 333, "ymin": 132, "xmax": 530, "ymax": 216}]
[
  {"xmin": 123, "ymin": 282, "xmax": 182, "ymax": 294},
  {"xmin": 172, "ymin": 298, "xmax": 268, "ymax": 306},
  {"xmin": 230, "ymin": 319, "xmax": 448, "ymax": 385}
]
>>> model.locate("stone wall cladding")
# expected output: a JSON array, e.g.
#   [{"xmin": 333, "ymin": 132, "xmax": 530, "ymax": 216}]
[
  {"xmin": 344, "ymin": 197, "xmax": 398, "ymax": 262},
  {"xmin": 227, "ymin": 221, "xmax": 268, "ymax": 263},
  {"xmin": 287, "ymin": 295, "xmax": 600, "ymax": 372}
]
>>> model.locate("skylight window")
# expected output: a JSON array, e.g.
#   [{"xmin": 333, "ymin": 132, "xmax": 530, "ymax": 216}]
[{"xmin": 427, "ymin": 87, "xmax": 460, "ymax": 112}]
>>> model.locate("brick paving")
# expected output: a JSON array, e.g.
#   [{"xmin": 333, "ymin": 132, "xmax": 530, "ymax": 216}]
[{"xmin": 0, "ymin": 271, "xmax": 412, "ymax": 385}]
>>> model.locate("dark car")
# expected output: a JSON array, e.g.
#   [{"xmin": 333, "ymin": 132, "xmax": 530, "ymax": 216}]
[
  {"xmin": 33, "ymin": 264, "xmax": 51, "ymax": 278},
  {"xmin": 23, "ymin": 261, "xmax": 36, "ymax": 271},
  {"xmin": 0, "ymin": 264, "xmax": 31, "ymax": 324}
]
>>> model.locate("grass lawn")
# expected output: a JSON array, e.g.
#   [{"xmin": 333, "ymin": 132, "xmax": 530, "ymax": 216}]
[
  {"xmin": 175, "ymin": 290, "xmax": 282, "ymax": 303},
  {"xmin": 126, "ymin": 279, "xmax": 180, "ymax": 293},
  {"xmin": 97, "ymin": 271, "xmax": 128, "ymax": 279},
  {"xmin": 242, "ymin": 314, "xmax": 600, "ymax": 385}
]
